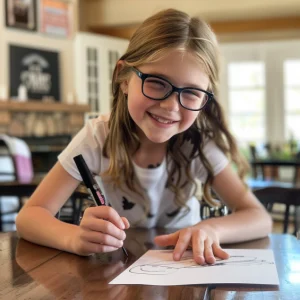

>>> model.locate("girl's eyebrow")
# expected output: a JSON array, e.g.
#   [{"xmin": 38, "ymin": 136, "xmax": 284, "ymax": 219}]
[
  {"xmin": 147, "ymin": 71, "xmax": 206, "ymax": 90},
  {"xmin": 145, "ymin": 70, "xmax": 170, "ymax": 80}
]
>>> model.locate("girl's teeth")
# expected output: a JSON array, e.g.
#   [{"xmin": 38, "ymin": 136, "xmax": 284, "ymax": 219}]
[{"xmin": 151, "ymin": 114, "xmax": 174, "ymax": 124}]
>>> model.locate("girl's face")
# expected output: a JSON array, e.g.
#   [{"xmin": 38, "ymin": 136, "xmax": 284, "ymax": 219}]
[{"xmin": 124, "ymin": 49, "xmax": 210, "ymax": 145}]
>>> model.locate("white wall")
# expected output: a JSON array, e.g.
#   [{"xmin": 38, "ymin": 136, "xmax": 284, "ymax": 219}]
[{"xmin": 0, "ymin": 1, "xmax": 78, "ymax": 103}]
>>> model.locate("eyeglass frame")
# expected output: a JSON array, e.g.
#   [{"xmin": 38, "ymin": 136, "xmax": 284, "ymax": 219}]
[{"xmin": 131, "ymin": 67, "xmax": 214, "ymax": 111}]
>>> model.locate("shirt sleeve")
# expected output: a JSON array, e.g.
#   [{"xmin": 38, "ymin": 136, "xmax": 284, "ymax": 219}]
[
  {"xmin": 58, "ymin": 119, "xmax": 104, "ymax": 181},
  {"xmin": 195, "ymin": 140, "xmax": 229, "ymax": 182}
]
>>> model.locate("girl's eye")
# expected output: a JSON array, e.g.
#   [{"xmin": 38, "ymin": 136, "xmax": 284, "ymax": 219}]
[
  {"xmin": 145, "ymin": 78, "xmax": 168, "ymax": 89},
  {"xmin": 185, "ymin": 90, "xmax": 197, "ymax": 96},
  {"xmin": 182, "ymin": 89, "xmax": 204, "ymax": 99}
]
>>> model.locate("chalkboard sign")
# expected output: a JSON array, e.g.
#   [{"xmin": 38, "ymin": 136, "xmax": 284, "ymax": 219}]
[{"xmin": 9, "ymin": 45, "xmax": 60, "ymax": 101}]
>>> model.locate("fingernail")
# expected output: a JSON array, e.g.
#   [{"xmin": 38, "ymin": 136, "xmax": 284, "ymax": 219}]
[
  {"xmin": 120, "ymin": 222, "xmax": 125, "ymax": 229},
  {"xmin": 207, "ymin": 256, "xmax": 216, "ymax": 264},
  {"xmin": 174, "ymin": 253, "xmax": 180, "ymax": 261}
]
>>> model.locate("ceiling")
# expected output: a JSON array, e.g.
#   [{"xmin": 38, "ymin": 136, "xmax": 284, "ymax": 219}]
[{"xmin": 83, "ymin": 0, "xmax": 300, "ymax": 26}]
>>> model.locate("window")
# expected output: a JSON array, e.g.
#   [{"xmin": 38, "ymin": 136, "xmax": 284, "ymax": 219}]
[
  {"xmin": 228, "ymin": 62, "xmax": 266, "ymax": 143},
  {"xmin": 284, "ymin": 60, "xmax": 300, "ymax": 140},
  {"xmin": 86, "ymin": 47, "xmax": 99, "ymax": 112},
  {"xmin": 108, "ymin": 50, "xmax": 120, "ymax": 105}
]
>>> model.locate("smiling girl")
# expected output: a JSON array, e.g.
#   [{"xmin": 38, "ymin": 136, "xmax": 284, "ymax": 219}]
[{"xmin": 16, "ymin": 9, "xmax": 272, "ymax": 265}]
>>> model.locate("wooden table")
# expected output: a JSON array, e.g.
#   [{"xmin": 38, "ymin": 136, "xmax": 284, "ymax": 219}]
[{"xmin": 1, "ymin": 229, "xmax": 299, "ymax": 299}]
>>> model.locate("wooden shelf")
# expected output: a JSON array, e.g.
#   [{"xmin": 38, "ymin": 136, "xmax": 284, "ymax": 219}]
[{"xmin": 0, "ymin": 100, "xmax": 90, "ymax": 113}]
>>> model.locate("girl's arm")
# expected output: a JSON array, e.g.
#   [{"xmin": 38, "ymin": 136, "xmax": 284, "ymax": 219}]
[
  {"xmin": 154, "ymin": 164, "xmax": 273, "ymax": 264},
  {"xmin": 16, "ymin": 162, "xmax": 83, "ymax": 252},
  {"xmin": 200, "ymin": 164, "xmax": 273, "ymax": 244},
  {"xmin": 16, "ymin": 162, "xmax": 128, "ymax": 255}
]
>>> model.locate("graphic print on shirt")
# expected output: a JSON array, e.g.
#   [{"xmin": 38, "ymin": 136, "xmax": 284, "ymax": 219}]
[
  {"xmin": 166, "ymin": 207, "xmax": 181, "ymax": 218},
  {"xmin": 147, "ymin": 163, "xmax": 161, "ymax": 169},
  {"xmin": 147, "ymin": 212, "xmax": 155, "ymax": 218},
  {"xmin": 122, "ymin": 196, "xmax": 135, "ymax": 210}
]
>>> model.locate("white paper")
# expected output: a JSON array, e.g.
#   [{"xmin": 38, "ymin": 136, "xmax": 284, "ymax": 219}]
[{"xmin": 110, "ymin": 249, "xmax": 279, "ymax": 286}]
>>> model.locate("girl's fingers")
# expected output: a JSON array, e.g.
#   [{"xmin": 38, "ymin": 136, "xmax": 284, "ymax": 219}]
[
  {"xmin": 80, "ymin": 242, "xmax": 119, "ymax": 255},
  {"xmin": 192, "ymin": 232, "xmax": 205, "ymax": 265},
  {"xmin": 173, "ymin": 230, "xmax": 192, "ymax": 261},
  {"xmin": 81, "ymin": 231, "xmax": 124, "ymax": 248},
  {"xmin": 94, "ymin": 243, "xmax": 119, "ymax": 253},
  {"xmin": 203, "ymin": 238, "xmax": 215, "ymax": 264},
  {"xmin": 154, "ymin": 226, "xmax": 229, "ymax": 265},
  {"xmin": 86, "ymin": 206, "xmax": 125, "ymax": 230},
  {"xmin": 84, "ymin": 219, "xmax": 125, "ymax": 240},
  {"xmin": 121, "ymin": 217, "xmax": 130, "ymax": 229},
  {"xmin": 154, "ymin": 232, "xmax": 179, "ymax": 247},
  {"xmin": 80, "ymin": 214, "xmax": 126, "ymax": 240},
  {"xmin": 212, "ymin": 243, "xmax": 230, "ymax": 260}
]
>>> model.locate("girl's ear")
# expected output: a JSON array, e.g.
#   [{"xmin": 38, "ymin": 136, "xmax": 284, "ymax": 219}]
[
  {"xmin": 120, "ymin": 80, "xmax": 128, "ymax": 94},
  {"xmin": 116, "ymin": 60, "xmax": 125, "ymax": 73},
  {"xmin": 117, "ymin": 60, "xmax": 129, "ymax": 94}
]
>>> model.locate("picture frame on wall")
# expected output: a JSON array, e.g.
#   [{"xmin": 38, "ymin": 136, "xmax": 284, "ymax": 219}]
[
  {"xmin": 5, "ymin": 0, "xmax": 37, "ymax": 31},
  {"xmin": 40, "ymin": 0, "xmax": 73, "ymax": 38},
  {"xmin": 9, "ymin": 44, "xmax": 61, "ymax": 102}
]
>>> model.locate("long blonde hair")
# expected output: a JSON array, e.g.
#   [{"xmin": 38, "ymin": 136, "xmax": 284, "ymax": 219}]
[{"xmin": 102, "ymin": 8, "xmax": 249, "ymax": 210}]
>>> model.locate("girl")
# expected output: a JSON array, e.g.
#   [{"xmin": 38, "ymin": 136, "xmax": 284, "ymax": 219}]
[{"xmin": 16, "ymin": 9, "xmax": 272, "ymax": 265}]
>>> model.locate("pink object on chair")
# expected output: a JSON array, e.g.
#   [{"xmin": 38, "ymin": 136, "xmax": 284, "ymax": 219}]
[{"xmin": 0, "ymin": 135, "xmax": 34, "ymax": 183}]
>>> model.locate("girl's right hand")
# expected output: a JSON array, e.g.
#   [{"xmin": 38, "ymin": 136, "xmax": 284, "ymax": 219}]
[{"xmin": 72, "ymin": 206, "xmax": 130, "ymax": 256}]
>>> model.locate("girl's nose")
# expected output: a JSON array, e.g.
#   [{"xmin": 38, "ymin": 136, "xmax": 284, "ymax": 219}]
[{"xmin": 159, "ymin": 93, "xmax": 180, "ymax": 112}]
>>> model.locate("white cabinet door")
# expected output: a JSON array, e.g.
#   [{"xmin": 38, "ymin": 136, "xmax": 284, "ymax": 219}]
[{"xmin": 74, "ymin": 33, "xmax": 128, "ymax": 113}]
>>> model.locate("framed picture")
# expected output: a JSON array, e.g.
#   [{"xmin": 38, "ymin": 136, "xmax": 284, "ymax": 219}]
[
  {"xmin": 5, "ymin": 0, "xmax": 37, "ymax": 31},
  {"xmin": 9, "ymin": 44, "xmax": 61, "ymax": 101},
  {"xmin": 40, "ymin": 0, "xmax": 73, "ymax": 38}
]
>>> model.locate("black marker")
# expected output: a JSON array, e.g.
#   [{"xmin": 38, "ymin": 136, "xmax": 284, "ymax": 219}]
[{"xmin": 73, "ymin": 154, "xmax": 128, "ymax": 257}]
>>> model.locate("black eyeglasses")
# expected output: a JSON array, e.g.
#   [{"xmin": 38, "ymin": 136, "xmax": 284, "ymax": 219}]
[{"xmin": 132, "ymin": 67, "xmax": 213, "ymax": 111}]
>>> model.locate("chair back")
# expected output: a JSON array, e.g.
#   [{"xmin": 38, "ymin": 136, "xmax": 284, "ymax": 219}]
[
  {"xmin": 200, "ymin": 199, "xmax": 229, "ymax": 220},
  {"xmin": 253, "ymin": 186, "xmax": 300, "ymax": 234}
]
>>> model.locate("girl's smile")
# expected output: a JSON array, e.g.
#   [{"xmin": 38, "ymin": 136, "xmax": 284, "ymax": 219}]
[{"xmin": 147, "ymin": 112, "xmax": 179, "ymax": 126}]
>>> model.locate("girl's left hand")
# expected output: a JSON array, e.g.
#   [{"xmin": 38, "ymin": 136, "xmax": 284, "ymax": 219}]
[{"xmin": 154, "ymin": 224, "xmax": 230, "ymax": 265}]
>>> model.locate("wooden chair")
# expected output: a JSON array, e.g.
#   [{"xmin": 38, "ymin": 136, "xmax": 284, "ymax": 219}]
[
  {"xmin": 249, "ymin": 143, "xmax": 279, "ymax": 180},
  {"xmin": 253, "ymin": 186, "xmax": 300, "ymax": 235}
]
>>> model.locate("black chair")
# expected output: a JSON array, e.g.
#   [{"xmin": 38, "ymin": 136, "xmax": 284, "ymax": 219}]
[
  {"xmin": 253, "ymin": 187, "xmax": 300, "ymax": 235},
  {"xmin": 56, "ymin": 187, "xmax": 90, "ymax": 225}
]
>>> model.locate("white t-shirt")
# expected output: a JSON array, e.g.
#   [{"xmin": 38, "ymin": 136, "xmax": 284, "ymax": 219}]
[{"xmin": 58, "ymin": 114, "xmax": 228, "ymax": 228}]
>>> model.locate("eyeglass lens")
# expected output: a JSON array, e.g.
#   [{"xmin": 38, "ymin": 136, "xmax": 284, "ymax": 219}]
[{"xmin": 142, "ymin": 77, "xmax": 208, "ymax": 110}]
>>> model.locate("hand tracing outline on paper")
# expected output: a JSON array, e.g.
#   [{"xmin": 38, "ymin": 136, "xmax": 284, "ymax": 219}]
[{"xmin": 129, "ymin": 254, "xmax": 274, "ymax": 275}]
